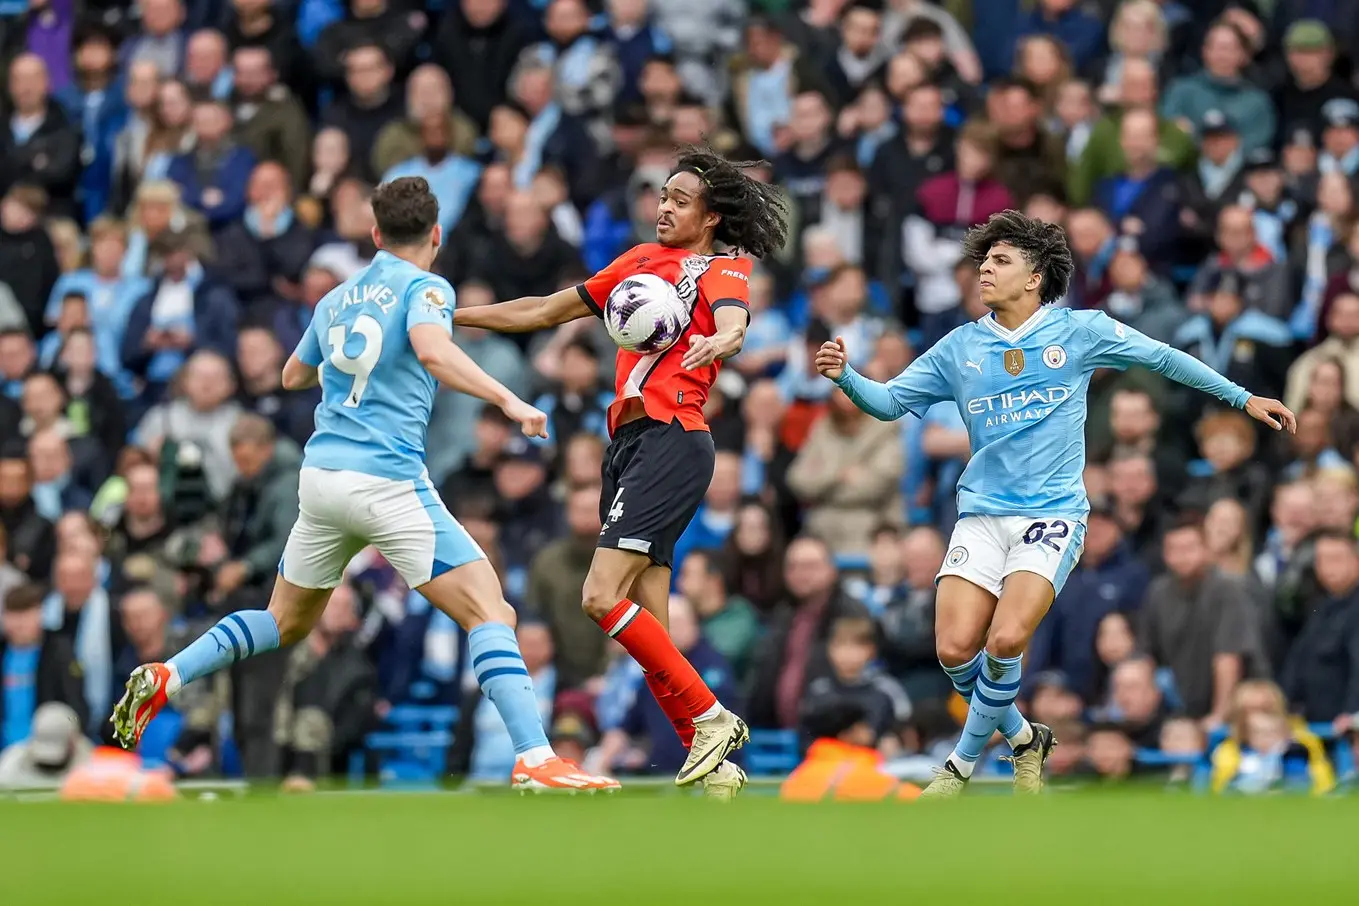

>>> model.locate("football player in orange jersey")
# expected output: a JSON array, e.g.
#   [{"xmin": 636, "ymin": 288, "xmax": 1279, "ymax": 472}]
[{"xmin": 455, "ymin": 147, "xmax": 788, "ymax": 798}]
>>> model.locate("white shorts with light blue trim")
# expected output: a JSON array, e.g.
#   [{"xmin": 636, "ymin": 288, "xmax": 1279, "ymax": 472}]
[
  {"xmin": 935, "ymin": 514, "xmax": 1087, "ymax": 599},
  {"xmin": 280, "ymin": 467, "xmax": 485, "ymax": 590}
]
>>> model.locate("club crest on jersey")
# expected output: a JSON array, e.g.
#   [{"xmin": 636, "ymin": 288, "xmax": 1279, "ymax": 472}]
[
  {"xmin": 1042, "ymin": 345, "xmax": 1066, "ymax": 369},
  {"xmin": 946, "ymin": 546, "xmax": 969, "ymax": 567},
  {"xmin": 1004, "ymin": 349, "xmax": 1026, "ymax": 376}
]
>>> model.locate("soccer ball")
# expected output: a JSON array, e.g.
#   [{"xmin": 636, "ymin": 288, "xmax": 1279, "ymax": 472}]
[{"xmin": 605, "ymin": 273, "xmax": 688, "ymax": 354}]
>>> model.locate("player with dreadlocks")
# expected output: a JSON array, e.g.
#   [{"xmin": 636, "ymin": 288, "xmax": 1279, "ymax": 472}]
[
  {"xmin": 455, "ymin": 147, "xmax": 790, "ymax": 800},
  {"xmin": 815, "ymin": 210, "xmax": 1295, "ymax": 798}
]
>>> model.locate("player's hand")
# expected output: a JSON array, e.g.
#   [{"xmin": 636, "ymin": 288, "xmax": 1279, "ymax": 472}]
[
  {"xmin": 503, "ymin": 398, "xmax": 548, "ymax": 439},
  {"xmin": 1245, "ymin": 396, "xmax": 1296, "ymax": 433},
  {"xmin": 682, "ymin": 334, "xmax": 724, "ymax": 370},
  {"xmin": 814, "ymin": 336, "xmax": 848, "ymax": 380}
]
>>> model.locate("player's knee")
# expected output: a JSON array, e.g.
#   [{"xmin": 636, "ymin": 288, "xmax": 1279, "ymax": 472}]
[
  {"xmin": 581, "ymin": 575, "xmax": 628, "ymax": 622},
  {"xmin": 470, "ymin": 598, "xmax": 517, "ymax": 630},
  {"xmin": 985, "ymin": 622, "xmax": 1033, "ymax": 660},
  {"xmin": 935, "ymin": 632, "xmax": 982, "ymax": 668}
]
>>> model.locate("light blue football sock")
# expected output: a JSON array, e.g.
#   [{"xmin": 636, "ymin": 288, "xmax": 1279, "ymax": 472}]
[
  {"xmin": 468, "ymin": 622, "xmax": 552, "ymax": 759},
  {"xmin": 950, "ymin": 650, "xmax": 1024, "ymax": 776},
  {"xmin": 942, "ymin": 652, "xmax": 1029, "ymax": 750},
  {"xmin": 167, "ymin": 610, "xmax": 282, "ymax": 689}
]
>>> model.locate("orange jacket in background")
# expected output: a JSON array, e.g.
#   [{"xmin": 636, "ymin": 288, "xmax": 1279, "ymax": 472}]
[
  {"xmin": 780, "ymin": 739, "xmax": 923, "ymax": 802},
  {"xmin": 59, "ymin": 747, "xmax": 178, "ymax": 802}
]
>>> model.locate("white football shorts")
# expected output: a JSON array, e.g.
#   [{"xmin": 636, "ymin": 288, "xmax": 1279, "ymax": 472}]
[
  {"xmin": 280, "ymin": 467, "xmax": 485, "ymax": 590},
  {"xmin": 936, "ymin": 514, "xmax": 1087, "ymax": 598}
]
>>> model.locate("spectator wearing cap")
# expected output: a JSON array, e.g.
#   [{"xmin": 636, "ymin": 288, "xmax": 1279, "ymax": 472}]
[
  {"xmin": 1175, "ymin": 267, "xmax": 1293, "ymax": 400},
  {"xmin": 1069, "ymin": 57, "xmax": 1197, "ymax": 208},
  {"xmin": 1093, "ymin": 108, "xmax": 1184, "ymax": 272},
  {"xmin": 1178, "ymin": 109, "xmax": 1245, "ymax": 259},
  {"xmin": 372, "ymin": 64, "xmax": 480, "ymax": 179},
  {"xmin": 727, "ymin": 16, "xmax": 831, "ymax": 158},
  {"xmin": 0, "ymin": 54, "xmax": 81, "ymax": 221},
  {"xmin": 214, "ymin": 162, "xmax": 319, "ymax": 318},
  {"xmin": 432, "ymin": 0, "xmax": 534, "ymax": 132},
  {"xmin": 1318, "ymin": 98, "xmax": 1359, "ymax": 177},
  {"xmin": 904, "ymin": 121, "xmax": 1013, "ymax": 330},
  {"xmin": 1238, "ymin": 148, "xmax": 1297, "ymax": 262},
  {"xmin": 1028, "ymin": 499, "xmax": 1151, "ymax": 698},
  {"xmin": 0, "ymin": 701, "xmax": 92, "ymax": 790},
  {"xmin": 1187, "ymin": 205, "xmax": 1291, "ymax": 322},
  {"xmin": 167, "ymin": 95, "xmax": 257, "ymax": 231},
  {"xmin": 1162, "ymin": 19, "xmax": 1275, "ymax": 155},
  {"xmin": 122, "ymin": 227, "xmax": 239, "ymax": 404},
  {"xmin": 320, "ymin": 44, "xmax": 405, "ymax": 183},
  {"xmin": 229, "ymin": 45, "xmax": 312, "ymax": 191},
  {"xmin": 313, "ymin": 0, "xmax": 424, "ymax": 92},
  {"xmin": 1273, "ymin": 21, "xmax": 1355, "ymax": 145},
  {"xmin": 0, "ymin": 185, "xmax": 61, "ymax": 337},
  {"xmin": 603, "ymin": 0, "xmax": 673, "ymax": 104}
]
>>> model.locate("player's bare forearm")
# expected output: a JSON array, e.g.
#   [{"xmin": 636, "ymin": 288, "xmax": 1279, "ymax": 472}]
[
  {"xmin": 411, "ymin": 325, "xmax": 517, "ymax": 408},
  {"xmin": 683, "ymin": 307, "xmax": 747, "ymax": 370},
  {"xmin": 281, "ymin": 354, "xmax": 319, "ymax": 390},
  {"xmin": 453, "ymin": 287, "xmax": 592, "ymax": 333}
]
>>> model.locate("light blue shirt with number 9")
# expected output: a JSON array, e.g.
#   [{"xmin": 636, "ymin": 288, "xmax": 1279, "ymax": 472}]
[{"xmin": 294, "ymin": 250, "xmax": 456, "ymax": 481}]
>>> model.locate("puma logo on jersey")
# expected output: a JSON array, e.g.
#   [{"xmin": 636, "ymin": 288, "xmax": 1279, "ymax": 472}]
[{"xmin": 964, "ymin": 360, "xmax": 983, "ymax": 374}]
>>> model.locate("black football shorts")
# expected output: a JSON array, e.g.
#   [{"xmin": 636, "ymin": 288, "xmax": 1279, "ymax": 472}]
[{"xmin": 598, "ymin": 417, "xmax": 715, "ymax": 569}]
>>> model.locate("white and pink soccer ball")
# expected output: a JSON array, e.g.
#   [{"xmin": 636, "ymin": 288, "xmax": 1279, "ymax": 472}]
[{"xmin": 604, "ymin": 273, "xmax": 689, "ymax": 355}]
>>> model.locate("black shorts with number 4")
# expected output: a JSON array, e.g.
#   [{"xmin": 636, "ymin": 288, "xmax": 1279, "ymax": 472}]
[{"xmin": 598, "ymin": 417, "xmax": 715, "ymax": 569}]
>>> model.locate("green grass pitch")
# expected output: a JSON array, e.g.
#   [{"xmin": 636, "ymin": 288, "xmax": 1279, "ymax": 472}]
[{"xmin": 0, "ymin": 791, "xmax": 1353, "ymax": 904}]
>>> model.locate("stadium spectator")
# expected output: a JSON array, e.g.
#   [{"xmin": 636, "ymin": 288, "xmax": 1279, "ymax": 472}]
[
  {"xmin": 0, "ymin": 185, "xmax": 62, "ymax": 338},
  {"xmin": 1162, "ymin": 19, "xmax": 1275, "ymax": 154},
  {"xmin": 235, "ymin": 326, "xmax": 316, "ymax": 448},
  {"xmin": 985, "ymin": 77, "xmax": 1067, "ymax": 204},
  {"xmin": 133, "ymin": 350, "xmax": 243, "ymax": 500},
  {"xmin": 1285, "ymin": 293, "xmax": 1359, "ymax": 413},
  {"xmin": 229, "ymin": 46, "xmax": 311, "ymax": 191},
  {"xmin": 748, "ymin": 536, "xmax": 869, "ymax": 729},
  {"xmin": 0, "ymin": 583, "xmax": 86, "ymax": 746},
  {"xmin": 1093, "ymin": 109, "xmax": 1183, "ymax": 270},
  {"xmin": 0, "ymin": 448, "xmax": 55, "ymax": 578},
  {"xmin": 526, "ymin": 483, "xmax": 607, "ymax": 690},
  {"xmin": 800, "ymin": 614, "xmax": 910, "ymax": 751},
  {"xmin": 43, "ymin": 549, "xmax": 119, "ymax": 736},
  {"xmin": 184, "ymin": 29, "xmax": 231, "ymax": 100},
  {"xmin": 321, "ymin": 44, "xmax": 404, "ymax": 182},
  {"xmin": 1139, "ymin": 514, "xmax": 1264, "ymax": 726},
  {"xmin": 0, "ymin": 55, "xmax": 81, "ymax": 220},
  {"xmin": 722, "ymin": 499, "xmax": 786, "ymax": 614},
  {"xmin": 373, "ymin": 63, "xmax": 480, "ymax": 179},
  {"xmin": 677, "ymin": 547, "xmax": 759, "ymax": 682},
  {"xmin": 0, "ymin": 701, "xmax": 93, "ymax": 790},
  {"xmin": 167, "ymin": 95, "xmax": 256, "ymax": 230},
  {"xmin": 313, "ymin": 0, "xmax": 423, "ymax": 93},
  {"xmin": 1209, "ymin": 679, "xmax": 1336, "ymax": 795},
  {"xmin": 787, "ymin": 387, "xmax": 903, "ymax": 558},
  {"xmin": 1280, "ymin": 531, "xmax": 1359, "ymax": 723},
  {"xmin": 1085, "ymin": 725, "xmax": 1136, "ymax": 781},
  {"xmin": 214, "ymin": 162, "xmax": 319, "ymax": 315},
  {"xmin": 432, "ymin": 0, "xmax": 534, "ymax": 132}
]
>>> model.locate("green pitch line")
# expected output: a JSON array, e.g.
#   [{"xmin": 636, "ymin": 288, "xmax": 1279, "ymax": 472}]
[{"xmin": 0, "ymin": 792, "xmax": 1351, "ymax": 904}]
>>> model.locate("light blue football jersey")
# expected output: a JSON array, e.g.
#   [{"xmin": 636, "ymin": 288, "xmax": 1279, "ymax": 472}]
[
  {"xmin": 834, "ymin": 307, "xmax": 1251, "ymax": 520},
  {"xmin": 294, "ymin": 250, "xmax": 455, "ymax": 481}
]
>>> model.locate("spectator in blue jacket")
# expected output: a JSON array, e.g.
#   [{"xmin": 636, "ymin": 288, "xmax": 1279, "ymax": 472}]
[
  {"xmin": 167, "ymin": 96, "xmax": 257, "ymax": 231},
  {"xmin": 58, "ymin": 26, "xmax": 128, "ymax": 223},
  {"xmin": 120, "ymin": 228, "xmax": 240, "ymax": 405},
  {"xmin": 1093, "ymin": 108, "xmax": 1184, "ymax": 272},
  {"xmin": 1013, "ymin": 0, "xmax": 1107, "ymax": 75},
  {"xmin": 603, "ymin": 0, "xmax": 672, "ymax": 104},
  {"xmin": 1026, "ymin": 501, "xmax": 1150, "ymax": 699}
]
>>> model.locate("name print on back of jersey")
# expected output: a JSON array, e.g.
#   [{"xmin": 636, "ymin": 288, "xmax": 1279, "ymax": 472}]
[{"xmin": 338, "ymin": 282, "xmax": 399, "ymax": 316}]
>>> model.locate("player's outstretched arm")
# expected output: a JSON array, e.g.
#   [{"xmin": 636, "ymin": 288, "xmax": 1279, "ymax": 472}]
[
  {"xmin": 409, "ymin": 324, "xmax": 547, "ymax": 437},
  {"xmin": 813, "ymin": 336, "xmax": 917, "ymax": 421},
  {"xmin": 281, "ymin": 353, "xmax": 319, "ymax": 390},
  {"xmin": 452, "ymin": 287, "xmax": 593, "ymax": 333}
]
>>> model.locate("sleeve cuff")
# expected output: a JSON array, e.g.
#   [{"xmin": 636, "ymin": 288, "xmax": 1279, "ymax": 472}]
[
  {"xmin": 711, "ymin": 297, "xmax": 750, "ymax": 324},
  {"xmin": 576, "ymin": 284, "xmax": 603, "ymax": 318}
]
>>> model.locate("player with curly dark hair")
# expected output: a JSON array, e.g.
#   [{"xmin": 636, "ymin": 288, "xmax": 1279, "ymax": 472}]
[
  {"xmin": 813, "ymin": 209, "xmax": 1294, "ymax": 799},
  {"xmin": 454, "ymin": 148, "xmax": 792, "ymax": 800}
]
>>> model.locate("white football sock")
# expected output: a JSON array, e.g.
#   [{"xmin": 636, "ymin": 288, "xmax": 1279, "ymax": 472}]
[{"xmin": 1006, "ymin": 721, "xmax": 1034, "ymax": 749}]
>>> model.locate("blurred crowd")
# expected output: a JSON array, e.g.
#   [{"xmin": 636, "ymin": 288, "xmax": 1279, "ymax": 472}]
[{"xmin": 4, "ymin": 0, "xmax": 1359, "ymax": 796}]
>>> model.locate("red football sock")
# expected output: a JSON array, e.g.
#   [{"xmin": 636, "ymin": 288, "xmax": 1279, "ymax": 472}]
[
  {"xmin": 597, "ymin": 600, "xmax": 718, "ymax": 720},
  {"xmin": 645, "ymin": 672, "xmax": 695, "ymax": 749}
]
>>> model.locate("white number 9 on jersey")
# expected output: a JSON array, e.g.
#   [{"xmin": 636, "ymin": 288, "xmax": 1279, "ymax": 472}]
[{"xmin": 328, "ymin": 314, "xmax": 384, "ymax": 407}]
